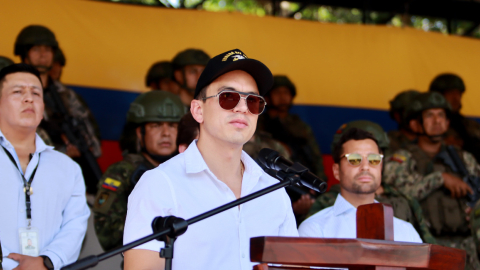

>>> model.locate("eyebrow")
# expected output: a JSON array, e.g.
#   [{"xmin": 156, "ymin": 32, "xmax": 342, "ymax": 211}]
[
  {"xmin": 12, "ymin": 85, "xmax": 42, "ymax": 91},
  {"xmin": 217, "ymin": 86, "xmax": 259, "ymax": 95}
]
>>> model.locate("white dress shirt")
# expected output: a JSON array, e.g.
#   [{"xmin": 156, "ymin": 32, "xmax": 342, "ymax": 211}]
[
  {"xmin": 298, "ymin": 194, "xmax": 422, "ymax": 243},
  {"xmin": 124, "ymin": 140, "xmax": 298, "ymax": 270},
  {"xmin": 0, "ymin": 130, "xmax": 90, "ymax": 270}
]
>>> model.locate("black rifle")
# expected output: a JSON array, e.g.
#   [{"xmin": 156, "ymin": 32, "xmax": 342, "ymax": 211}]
[
  {"xmin": 437, "ymin": 145, "xmax": 480, "ymax": 207},
  {"xmin": 45, "ymin": 83, "xmax": 102, "ymax": 183}
]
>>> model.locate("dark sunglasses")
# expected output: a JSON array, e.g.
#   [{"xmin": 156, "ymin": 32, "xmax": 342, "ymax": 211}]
[
  {"xmin": 341, "ymin": 153, "xmax": 384, "ymax": 166},
  {"xmin": 202, "ymin": 90, "xmax": 267, "ymax": 115}
]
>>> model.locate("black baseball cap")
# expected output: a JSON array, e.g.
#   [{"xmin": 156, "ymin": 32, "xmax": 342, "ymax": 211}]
[{"xmin": 194, "ymin": 49, "xmax": 273, "ymax": 98}]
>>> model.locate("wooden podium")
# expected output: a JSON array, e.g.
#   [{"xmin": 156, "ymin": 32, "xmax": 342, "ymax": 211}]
[{"xmin": 251, "ymin": 203, "xmax": 466, "ymax": 270}]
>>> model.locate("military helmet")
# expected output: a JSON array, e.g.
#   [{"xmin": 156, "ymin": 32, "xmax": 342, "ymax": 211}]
[
  {"xmin": 429, "ymin": 73, "xmax": 465, "ymax": 94},
  {"xmin": 0, "ymin": 56, "xmax": 14, "ymax": 71},
  {"xmin": 14, "ymin": 25, "xmax": 59, "ymax": 57},
  {"xmin": 389, "ymin": 90, "xmax": 420, "ymax": 119},
  {"xmin": 54, "ymin": 47, "xmax": 66, "ymax": 66},
  {"xmin": 172, "ymin": 49, "xmax": 210, "ymax": 69},
  {"xmin": 145, "ymin": 61, "xmax": 173, "ymax": 87},
  {"xmin": 127, "ymin": 90, "xmax": 186, "ymax": 124},
  {"xmin": 271, "ymin": 75, "xmax": 296, "ymax": 97},
  {"xmin": 404, "ymin": 92, "xmax": 451, "ymax": 121},
  {"xmin": 331, "ymin": 120, "xmax": 389, "ymax": 152}
]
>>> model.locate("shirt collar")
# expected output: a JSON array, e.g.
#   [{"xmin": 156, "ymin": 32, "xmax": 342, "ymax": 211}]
[
  {"xmin": 0, "ymin": 129, "xmax": 53, "ymax": 154},
  {"xmin": 184, "ymin": 139, "xmax": 263, "ymax": 180},
  {"xmin": 333, "ymin": 193, "xmax": 378, "ymax": 216}
]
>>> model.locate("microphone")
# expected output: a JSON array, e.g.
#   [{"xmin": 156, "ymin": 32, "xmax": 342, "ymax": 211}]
[{"xmin": 258, "ymin": 148, "xmax": 327, "ymax": 193}]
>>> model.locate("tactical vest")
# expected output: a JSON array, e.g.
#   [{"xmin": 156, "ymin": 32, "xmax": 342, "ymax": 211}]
[{"xmin": 407, "ymin": 144, "xmax": 470, "ymax": 236}]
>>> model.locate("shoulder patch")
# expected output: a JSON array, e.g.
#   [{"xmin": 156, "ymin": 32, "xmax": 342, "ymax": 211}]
[
  {"xmin": 102, "ymin": 177, "xmax": 122, "ymax": 191},
  {"xmin": 390, "ymin": 153, "xmax": 407, "ymax": 163}
]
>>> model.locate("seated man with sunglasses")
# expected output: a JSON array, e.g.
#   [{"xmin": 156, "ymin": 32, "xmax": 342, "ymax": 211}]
[
  {"xmin": 298, "ymin": 127, "xmax": 422, "ymax": 243},
  {"xmin": 123, "ymin": 49, "xmax": 298, "ymax": 270}
]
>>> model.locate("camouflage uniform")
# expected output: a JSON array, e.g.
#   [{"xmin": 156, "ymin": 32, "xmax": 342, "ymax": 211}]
[
  {"xmin": 387, "ymin": 130, "xmax": 416, "ymax": 155},
  {"xmin": 94, "ymin": 91, "xmax": 185, "ymax": 251},
  {"xmin": 36, "ymin": 127, "xmax": 53, "ymax": 146},
  {"xmin": 243, "ymin": 130, "xmax": 291, "ymax": 160},
  {"xmin": 257, "ymin": 113, "xmax": 326, "ymax": 180},
  {"xmin": 384, "ymin": 144, "xmax": 480, "ymax": 269},
  {"xmin": 93, "ymin": 153, "xmax": 154, "ymax": 251}
]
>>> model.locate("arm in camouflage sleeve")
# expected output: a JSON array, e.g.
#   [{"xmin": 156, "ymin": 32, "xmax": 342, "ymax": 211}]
[
  {"xmin": 462, "ymin": 150, "xmax": 480, "ymax": 176},
  {"xmin": 383, "ymin": 150, "xmax": 444, "ymax": 201},
  {"xmin": 92, "ymin": 162, "xmax": 134, "ymax": 251}
]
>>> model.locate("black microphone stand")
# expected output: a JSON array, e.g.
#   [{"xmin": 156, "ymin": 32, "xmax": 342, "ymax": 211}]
[{"xmin": 61, "ymin": 166, "xmax": 311, "ymax": 270}]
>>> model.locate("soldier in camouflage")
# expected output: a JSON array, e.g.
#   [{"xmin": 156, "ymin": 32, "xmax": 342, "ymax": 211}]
[
  {"xmin": 384, "ymin": 92, "xmax": 480, "ymax": 269},
  {"xmin": 388, "ymin": 90, "xmax": 420, "ymax": 154},
  {"xmin": 308, "ymin": 120, "xmax": 436, "ymax": 243},
  {"xmin": 171, "ymin": 49, "xmax": 210, "ymax": 106},
  {"xmin": 93, "ymin": 90, "xmax": 185, "ymax": 252},
  {"xmin": 257, "ymin": 75, "xmax": 326, "ymax": 180},
  {"xmin": 430, "ymin": 73, "xmax": 480, "ymax": 164},
  {"xmin": 48, "ymin": 47, "xmax": 65, "ymax": 81},
  {"xmin": 14, "ymin": 25, "xmax": 102, "ymax": 194},
  {"xmin": 145, "ymin": 61, "xmax": 179, "ymax": 93}
]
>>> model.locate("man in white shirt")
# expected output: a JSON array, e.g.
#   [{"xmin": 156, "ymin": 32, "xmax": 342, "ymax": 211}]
[
  {"xmin": 0, "ymin": 64, "xmax": 90, "ymax": 270},
  {"xmin": 298, "ymin": 127, "xmax": 422, "ymax": 243},
  {"xmin": 123, "ymin": 49, "xmax": 298, "ymax": 270}
]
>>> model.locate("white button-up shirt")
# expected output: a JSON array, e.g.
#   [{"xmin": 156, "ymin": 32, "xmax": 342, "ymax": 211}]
[
  {"xmin": 0, "ymin": 130, "xmax": 90, "ymax": 270},
  {"xmin": 298, "ymin": 194, "xmax": 422, "ymax": 243},
  {"xmin": 124, "ymin": 141, "xmax": 298, "ymax": 270}
]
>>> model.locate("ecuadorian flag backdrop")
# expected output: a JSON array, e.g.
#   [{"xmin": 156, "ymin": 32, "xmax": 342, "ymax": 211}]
[{"xmin": 2, "ymin": 0, "xmax": 480, "ymax": 172}]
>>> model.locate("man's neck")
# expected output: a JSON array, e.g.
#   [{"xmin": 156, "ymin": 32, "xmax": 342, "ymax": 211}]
[
  {"xmin": 197, "ymin": 134, "xmax": 243, "ymax": 197},
  {"xmin": 418, "ymin": 136, "xmax": 442, "ymax": 156},
  {"xmin": 267, "ymin": 108, "xmax": 288, "ymax": 119},
  {"xmin": 340, "ymin": 189, "xmax": 375, "ymax": 208},
  {"xmin": 40, "ymin": 73, "xmax": 49, "ymax": 88},
  {"xmin": 0, "ymin": 123, "xmax": 37, "ymax": 173}
]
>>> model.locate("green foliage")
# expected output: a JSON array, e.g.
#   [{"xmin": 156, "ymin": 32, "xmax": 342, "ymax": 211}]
[{"xmin": 103, "ymin": 0, "xmax": 480, "ymax": 38}]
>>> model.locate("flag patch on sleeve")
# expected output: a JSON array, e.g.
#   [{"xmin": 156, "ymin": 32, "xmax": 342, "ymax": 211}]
[
  {"xmin": 390, "ymin": 154, "xmax": 406, "ymax": 163},
  {"xmin": 102, "ymin": 178, "xmax": 122, "ymax": 191}
]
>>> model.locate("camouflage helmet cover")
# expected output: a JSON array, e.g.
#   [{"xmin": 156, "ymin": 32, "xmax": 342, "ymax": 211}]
[
  {"xmin": 271, "ymin": 75, "xmax": 296, "ymax": 97},
  {"xmin": 429, "ymin": 73, "xmax": 465, "ymax": 94},
  {"xmin": 127, "ymin": 90, "xmax": 186, "ymax": 124},
  {"xmin": 331, "ymin": 120, "xmax": 389, "ymax": 153},
  {"xmin": 404, "ymin": 92, "xmax": 451, "ymax": 121},
  {"xmin": 145, "ymin": 61, "xmax": 173, "ymax": 87},
  {"xmin": 389, "ymin": 90, "xmax": 420, "ymax": 118},
  {"xmin": 172, "ymin": 49, "xmax": 210, "ymax": 69},
  {"xmin": 0, "ymin": 56, "xmax": 14, "ymax": 71},
  {"xmin": 15, "ymin": 25, "xmax": 59, "ymax": 56}
]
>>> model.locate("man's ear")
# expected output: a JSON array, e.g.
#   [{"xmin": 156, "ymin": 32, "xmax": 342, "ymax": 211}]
[
  {"xmin": 332, "ymin": 163, "xmax": 340, "ymax": 181},
  {"xmin": 174, "ymin": 69, "xmax": 183, "ymax": 84},
  {"xmin": 409, "ymin": 119, "xmax": 421, "ymax": 133},
  {"xmin": 135, "ymin": 126, "xmax": 143, "ymax": 146},
  {"xmin": 190, "ymin": 99, "xmax": 204, "ymax": 124}
]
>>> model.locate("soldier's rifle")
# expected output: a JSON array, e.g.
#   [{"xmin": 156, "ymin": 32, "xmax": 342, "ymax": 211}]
[
  {"xmin": 437, "ymin": 145, "xmax": 480, "ymax": 207},
  {"xmin": 46, "ymin": 84, "xmax": 103, "ymax": 182}
]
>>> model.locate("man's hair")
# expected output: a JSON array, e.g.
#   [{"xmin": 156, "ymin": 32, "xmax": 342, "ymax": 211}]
[
  {"xmin": 195, "ymin": 86, "xmax": 208, "ymax": 102},
  {"xmin": 176, "ymin": 111, "xmax": 200, "ymax": 148},
  {"xmin": 0, "ymin": 64, "xmax": 41, "ymax": 95},
  {"xmin": 332, "ymin": 128, "xmax": 382, "ymax": 164}
]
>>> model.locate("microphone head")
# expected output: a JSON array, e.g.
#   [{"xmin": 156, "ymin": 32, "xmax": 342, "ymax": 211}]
[{"xmin": 258, "ymin": 148, "xmax": 280, "ymax": 170}]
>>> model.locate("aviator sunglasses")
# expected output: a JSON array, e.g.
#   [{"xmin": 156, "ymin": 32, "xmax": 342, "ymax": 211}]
[
  {"xmin": 202, "ymin": 90, "xmax": 267, "ymax": 115},
  {"xmin": 341, "ymin": 153, "xmax": 384, "ymax": 166}
]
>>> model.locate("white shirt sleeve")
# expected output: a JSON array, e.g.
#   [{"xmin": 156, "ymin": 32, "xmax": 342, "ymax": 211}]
[
  {"xmin": 278, "ymin": 191, "xmax": 299, "ymax": 237},
  {"xmin": 39, "ymin": 162, "xmax": 90, "ymax": 269},
  {"xmin": 124, "ymin": 169, "xmax": 176, "ymax": 251}
]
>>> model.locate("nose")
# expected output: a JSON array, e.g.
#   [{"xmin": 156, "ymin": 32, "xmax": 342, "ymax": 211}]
[
  {"xmin": 160, "ymin": 123, "xmax": 171, "ymax": 136},
  {"xmin": 233, "ymin": 96, "xmax": 249, "ymax": 114},
  {"xmin": 24, "ymin": 90, "xmax": 34, "ymax": 103},
  {"xmin": 359, "ymin": 157, "xmax": 370, "ymax": 171}
]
